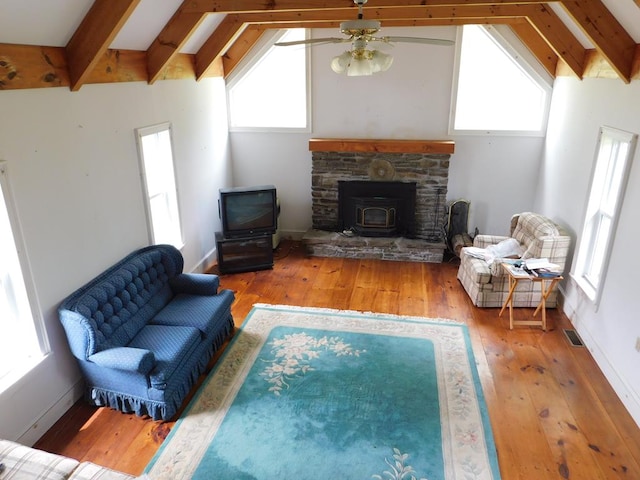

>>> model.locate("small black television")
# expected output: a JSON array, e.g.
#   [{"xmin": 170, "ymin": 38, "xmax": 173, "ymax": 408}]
[{"xmin": 219, "ymin": 185, "xmax": 278, "ymax": 238}]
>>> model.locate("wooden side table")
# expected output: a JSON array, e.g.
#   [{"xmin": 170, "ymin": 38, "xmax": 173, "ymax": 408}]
[{"xmin": 499, "ymin": 263, "xmax": 563, "ymax": 330}]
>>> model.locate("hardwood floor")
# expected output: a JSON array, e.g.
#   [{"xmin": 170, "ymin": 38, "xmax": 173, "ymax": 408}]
[{"xmin": 35, "ymin": 240, "xmax": 640, "ymax": 479}]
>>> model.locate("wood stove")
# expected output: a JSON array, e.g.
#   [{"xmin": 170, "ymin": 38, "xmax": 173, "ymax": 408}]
[{"xmin": 339, "ymin": 181, "xmax": 416, "ymax": 237}]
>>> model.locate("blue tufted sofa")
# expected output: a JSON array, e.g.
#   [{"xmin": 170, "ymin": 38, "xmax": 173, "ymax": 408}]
[{"xmin": 58, "ymin": 244, "xmax": 235, "ymax": 421}]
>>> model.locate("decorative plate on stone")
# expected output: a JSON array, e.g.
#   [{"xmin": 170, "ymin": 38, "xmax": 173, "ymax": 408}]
[{"xmin": 369, "ymin": 159, "xmax": 395, "ymax": 180}]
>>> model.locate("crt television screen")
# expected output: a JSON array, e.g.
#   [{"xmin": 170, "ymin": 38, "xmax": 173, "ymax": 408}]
[{"xmin": 223, "ymin": 189, "xmax": 276, "ymax": 232}]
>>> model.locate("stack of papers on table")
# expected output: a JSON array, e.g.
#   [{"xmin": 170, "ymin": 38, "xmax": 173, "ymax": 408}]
[
  {"xmin": 506, "ymin": 264, "xmax": 532, "ymax": 278},
  {"xmin": 524, "ymin": 258, "xmax": 562, "ymax": 277}
]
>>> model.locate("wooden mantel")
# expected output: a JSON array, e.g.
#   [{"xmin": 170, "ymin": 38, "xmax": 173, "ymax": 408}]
[{"xmin": 309, "ymin": 138, "xmax": 455, "ymax": 154}]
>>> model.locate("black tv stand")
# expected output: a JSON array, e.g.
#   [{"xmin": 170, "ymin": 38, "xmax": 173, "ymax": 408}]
[{"xmin": 215, "ymin": 232, "xmax": 273, "ymax": 274}]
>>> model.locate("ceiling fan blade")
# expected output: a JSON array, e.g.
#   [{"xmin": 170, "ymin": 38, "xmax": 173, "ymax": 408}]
[
  {"xmin": 377, "ymin": 36, "xmax": 454, "ymax": 46},
  {"xmin": 275, "ymin": 37, "xmax": 351, "ymax": 47}
]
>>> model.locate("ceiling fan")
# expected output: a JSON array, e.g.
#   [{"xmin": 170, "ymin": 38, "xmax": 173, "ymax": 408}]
[{"xmin": 274, "ymin": 0, "xmax": 454, "ymax": 76}]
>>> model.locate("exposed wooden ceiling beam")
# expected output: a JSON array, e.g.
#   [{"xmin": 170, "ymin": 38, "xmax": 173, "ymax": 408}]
[
  {"xmin": 182, "ymin": 0, "xmax": 547, "ymax": 14},
  {"xmin": 65, "ymin": 0, "xmax": 141, "ymax": 91},
  {"xmin": 91, "ymin": 50, "xmax": 196, "ymax": 84},
  {"xmin": 558, "ymin": 0, "xmax": 636, "ymax": 83},
  {"xmin": 2, "ymin": 0, "xmax": 638, "ymax": 89},
  {"xmin": 525, "ymin": 4, "xmax": 586, "ymax": 78},
  {"xmin": 556, "ymin": 45, "xmax": 640, "ymax": 80},
  {"xmin": 195, "ymin": 15, "xmax": 247, "ymax": 79},
  {"xmin": 2, "ymin": 40, "xmax": 633, "ymax": 92},
  {"xmin": 147, "ymin": 2, "xmax": 208, "ymax": 84},
  {"xmin": 509, "ymin": 21, "xmax": 559, "ymax": 77},
  {"xmin": 170, "ymin": 0, "xmax": 637, "ymax": 83},
  {"xmin": 0, "ymin": 44, "xmax": 196, "ymax": 90},
  {"xmin": 201, "ymin": 5, "xmax": 571, "ymax": 80},
  {"xmin": 216, "ymin": 18, "xmax": 556, "ymax": 80},
  {"xmin": 233, "ymin": 5, "xmax": 532, "ymax": 23},
  {"xmin": 222, "ymin": 25, "xmax": 269, "ymax": 77},
  {"xmin": 0, "ymin": 44, "xmax": 69, "ymax": 89},
  {"xmin": 252, "ymin": 17, "xmax": 527, "ymax": 30}
]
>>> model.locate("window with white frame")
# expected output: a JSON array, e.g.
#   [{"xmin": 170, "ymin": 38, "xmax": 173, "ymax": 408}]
[
  {"xmin": 450, "ymin": 25, "xmax": 551, "ymax": 136},
  {"xmin": 573, "ymin": 126, "xmax": 637, "ymax": 305},
  {"xmin": 0, "ymin": 162, "xmax": 47, "ymax": 386},
  {"xmin": 227, "ymin": 28, "xmax": 309, "ymax": 131},
  {"xmin": 135, "ymin": 123, "xmax": 183, "ymax": 248}
]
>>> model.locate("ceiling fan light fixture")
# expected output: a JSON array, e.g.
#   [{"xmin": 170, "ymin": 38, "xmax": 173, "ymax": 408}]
[
  {"xmin": 347, "ymin": 56, "xmax": 373, "ymax": 76},
  {"xmin": 340, "ymin": 19, "xmax": 381, "ymax": 36},
  {"xmin": 330, "ymin": 51, "xmax": 352, "ymax": 74},
  {"xmin": 370, "ymin": 50, "xmax": 393, "ymax": 73},
  {"xmin": 278, "ymin": 0, "xmax": 451, "ymax": 77},
  {"xmin": 331, "ymin": 48, "xmax": 393, "ymax": 76}
]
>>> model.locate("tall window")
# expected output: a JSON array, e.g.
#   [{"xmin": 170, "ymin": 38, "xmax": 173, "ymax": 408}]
[
  {"xmin": 450, "ymin": 25, "xmax": 551, "ymax": 135},
  {"xmin": 0, "ymin": 162, "xmax": 46, "ymax": 386},
  {"xmin": 573, "ymin": 127, "xmax": 637, "ymax": 305},
  {"xmin": 135, "ymin": 123, "xmax": 183, "ymax": 248},
  {"xmin": 227, "ymin": 28, "xmax": 309, "ymax": 131}
]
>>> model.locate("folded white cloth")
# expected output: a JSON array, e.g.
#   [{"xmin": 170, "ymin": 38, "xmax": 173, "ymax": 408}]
[{"xmin": 464, "ymin": 238, "xmax": 523, "ymax": 265}]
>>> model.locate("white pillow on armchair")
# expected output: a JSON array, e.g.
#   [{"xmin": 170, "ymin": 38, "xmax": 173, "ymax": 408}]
[{"xmin": 464, "ymin": 238, "xmax": 523, "ymax": 265}]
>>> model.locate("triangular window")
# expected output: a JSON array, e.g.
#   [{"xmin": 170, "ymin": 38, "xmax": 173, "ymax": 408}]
[
  {"xmin": 450, "ymin": 25, "xmax": 551, "ymax": 136},
  {"xmin": 228, "ymin": 29, "xmax": 309, "ymax": 131}
]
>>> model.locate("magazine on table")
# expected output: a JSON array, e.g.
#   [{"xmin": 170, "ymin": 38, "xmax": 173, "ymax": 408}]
[
  {"xmin": 524, "ymin": 258, "xmax": 562, "ymax": 278},
  {"xmin": 505, "ymin": 258, "xmax": 562, "ymax": 278},
  {"xmin": 506, "ymin": 264, "xmax": 533, "ymax": 278}
]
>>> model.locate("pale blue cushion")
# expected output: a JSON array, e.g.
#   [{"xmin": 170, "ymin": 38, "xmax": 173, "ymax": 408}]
[{"xmin": 128, "ymin": 325, "xmax": 200, "ymax": 389}]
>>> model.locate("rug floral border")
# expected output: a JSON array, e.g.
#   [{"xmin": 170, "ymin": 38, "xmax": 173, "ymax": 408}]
[{"xmin": 146, "ymin": 304, "xmax": 500, "ymax": 480}]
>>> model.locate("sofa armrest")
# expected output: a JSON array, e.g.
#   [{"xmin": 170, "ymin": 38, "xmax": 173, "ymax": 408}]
[
  {"xmin": 489, "ymin": 260, "xmax": 512, "ymax": 276},
  {"xmin": 70, "ymin": 462, "xmax": 136, "ymax": 479},
  {"xmin": 88, "ymin": 347, "xmax": 155, "ymax": 374},
  {"xmin": 0, "ymin": 439, "xmax": 79, "ymax": 480},
  {"xmin": 473, "ymin": 235, "xmax": 510, "ymax": 249},
  {"xmin": 170, "ymin": 273, "xmax": 220, "ymax": 295}
]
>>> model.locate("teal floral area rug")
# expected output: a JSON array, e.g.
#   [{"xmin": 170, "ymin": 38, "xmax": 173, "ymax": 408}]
[{"xmin": 145, "ymin": 304, "xmax": 501, "ymax": 480}]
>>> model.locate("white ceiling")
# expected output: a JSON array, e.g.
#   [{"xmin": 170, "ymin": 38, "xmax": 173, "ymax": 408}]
[
  {"xmin": 0, "ymin": 0, "xmax": 639, "ymax": 52},
  {"xmin": 602, "ymin": 0, "xmax": 640, "ymax": 42},
  {"xmin": 0, "ymin": 0, "xmax": 94, "ymax": 46},
  {"xmin": 0, "ymin": 0, "xmax": 224, "ymax": 52}
]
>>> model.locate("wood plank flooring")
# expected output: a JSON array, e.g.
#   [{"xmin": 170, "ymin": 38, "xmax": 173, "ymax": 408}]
[{"xmin": 34, "ymin": 241, "xmax": 640, "ymax": 479}]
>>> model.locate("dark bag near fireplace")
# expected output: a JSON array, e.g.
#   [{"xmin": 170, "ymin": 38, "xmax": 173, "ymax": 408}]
[{"xmin": 446, "ymin": 199, "xmax": 473, "ymax": 257}]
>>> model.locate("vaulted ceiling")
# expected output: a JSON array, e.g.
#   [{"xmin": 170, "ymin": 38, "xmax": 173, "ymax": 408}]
[{"xmin": 1, "ymin": 0, "xmax": 639, "ymax": 92}]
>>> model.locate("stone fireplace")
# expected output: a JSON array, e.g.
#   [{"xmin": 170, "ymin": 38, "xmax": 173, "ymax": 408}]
[
  {"xmin": 339, "ymin": 180, "xmax": 416, "ymax": 237},
  {"xmin": 304, "ymin": 138, "xmax": 454, "ymax": 263}
]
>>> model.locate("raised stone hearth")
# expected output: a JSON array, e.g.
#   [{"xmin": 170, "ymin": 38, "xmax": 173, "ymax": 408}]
[
  {"xmin": 305, "ymin": 138, "xmax": 454, "ymax": 263},
  {"xmin": 304, "ymin": 230, "xmax": 446, "ymax": 263}
]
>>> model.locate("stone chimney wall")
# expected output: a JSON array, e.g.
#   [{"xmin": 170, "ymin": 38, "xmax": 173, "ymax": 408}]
[{"xmin": 311, "ymin": 151, "xmax": 450, "ymax": 241}]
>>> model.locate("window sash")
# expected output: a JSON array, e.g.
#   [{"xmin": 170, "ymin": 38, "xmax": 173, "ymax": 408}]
[
  {"xmin": 573, "ymin": 127, "xmax": 637, "ymax": 305},
  {"xmin": 0, "ymin": 163, "xmax": 46, "ymax": 384},
  {"xmin": 135, "ymin": 123, "xmax": 184, "ymax": 248},
  {"xmin": 581, "ymin": 212, "xmax": 612, "ymax": 289}
]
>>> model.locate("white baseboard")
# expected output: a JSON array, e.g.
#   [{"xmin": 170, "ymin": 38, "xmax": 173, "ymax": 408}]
[
  {"xmin": 191, "ymin": 246, "xmax": 217, "ymax": 273},
  {"xmin": 18, "ymin": 380, "xmax": 84, "ymax": 447},
  {"xmin": 279, "ymin": 230, "xmax": 306, "ymax": 241},
  {"xmin": 561, "ymin": 285, "xmax": 640, "ymax": 427},
  {"xmin": 570, "ymin": 318, "xmax": 640, "ymax": 427}
]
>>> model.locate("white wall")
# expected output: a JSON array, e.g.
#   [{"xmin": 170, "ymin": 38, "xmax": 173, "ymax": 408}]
[
  {"xmin": 230, "ymin": 26, "xmax": 544, "ymax": 238},
  {"xmin": 229, "ymin": 25, "xmax": 640, "ymax": 428},
  {"xmin": 9, "ymin": 25, "xmax": 637, "ymax": 447},
  {"xmin": 229, "ymin": 133, "xmax": 311, "ymax": 238},
  {"xmin": 232, "ymin": 58, "xmax": 640, "ymax": 428},
  {"xmin": 0, "ymin": 78, "xmax": 231, "ymax": 443},
  {"xmin": 537, "ymin": 76, "xmax": 640, "ymax": 425}
]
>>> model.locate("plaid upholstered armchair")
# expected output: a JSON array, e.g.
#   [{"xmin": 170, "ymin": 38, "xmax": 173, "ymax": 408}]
[{"xmin": 457, "ymin": 212, "xmax": 571, "ymax": 308}]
